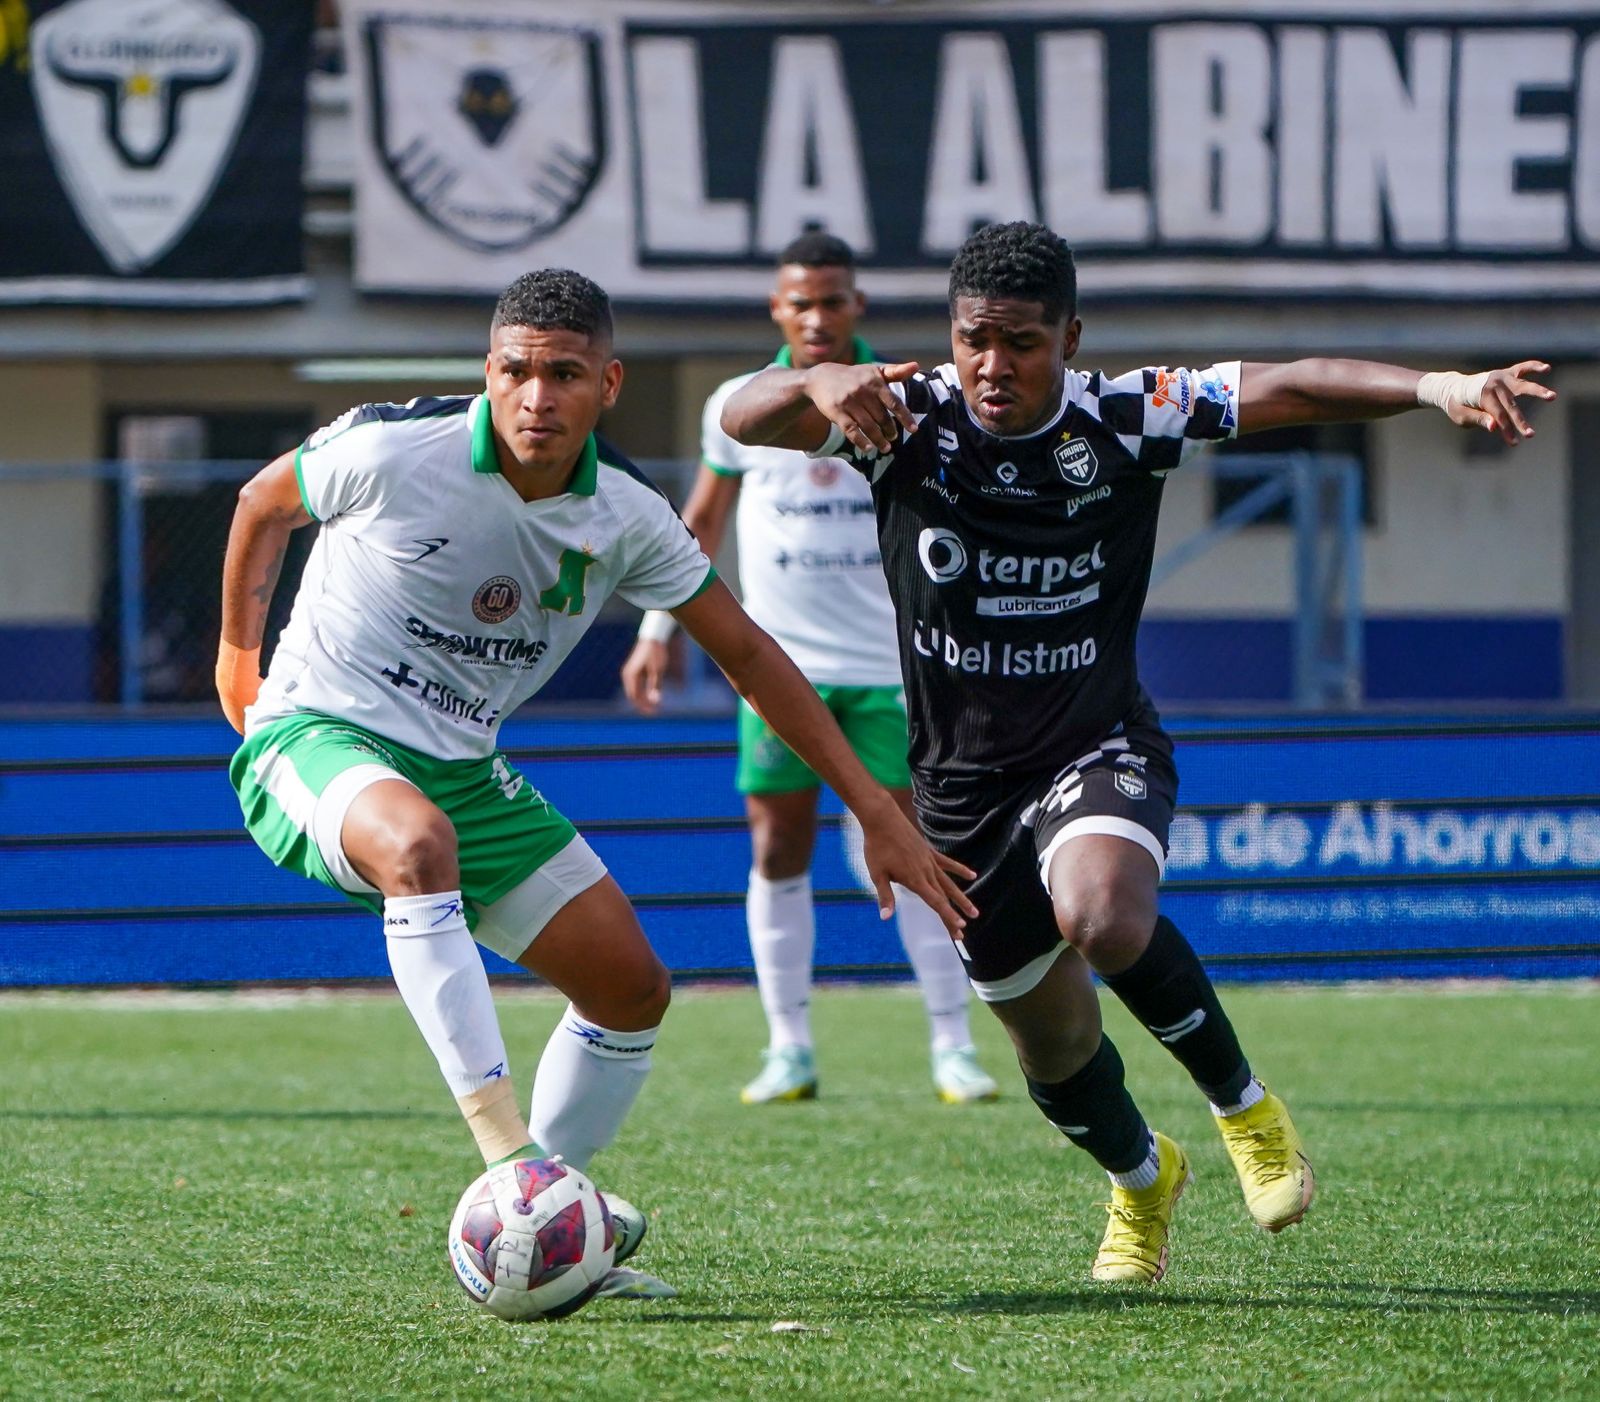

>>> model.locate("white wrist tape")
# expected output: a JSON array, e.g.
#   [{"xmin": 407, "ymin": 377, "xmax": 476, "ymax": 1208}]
[
  {"xmin": 637, "ymin": 610, "xmax": 678, "ymax": 644},
  {"xmin": 1416, "ymin": 370, "xmax": 1489, "ymax": 414}
]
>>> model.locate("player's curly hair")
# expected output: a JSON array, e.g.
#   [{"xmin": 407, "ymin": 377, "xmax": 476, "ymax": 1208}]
[
  {"xmin": 492, "ymin": 268, "xmax": 613, "ymax": 345},
  {"xmin": 948, "ymin": 222, "xmax": 1077, "ymax": 323},
  {"xmin": 777, "ymin": 229, "xmax": 855, "ymax": 270}
]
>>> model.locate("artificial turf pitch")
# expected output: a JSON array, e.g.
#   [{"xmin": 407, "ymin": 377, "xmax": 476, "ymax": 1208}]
[{"xmin": 3, "ymin": 982, "xmax": 1596, "ymax": 1400}]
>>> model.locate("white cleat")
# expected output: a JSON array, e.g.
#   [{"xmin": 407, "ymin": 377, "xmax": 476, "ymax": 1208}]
[
  {"xmin": 599, "ymin": 1191, "xmax": 647, "ymax": 1266},
  {"xmin": 593, "ymin": 1266, "xmax": 679, "ymax": 1300},
  {"xmin": 933, "ymin": 1045, "xmax": 1000, "ymax": 1104}
]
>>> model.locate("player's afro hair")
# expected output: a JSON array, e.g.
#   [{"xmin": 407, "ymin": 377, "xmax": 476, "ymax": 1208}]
[
  {"xmin": 948, "ymin": 222, "xmax": 1077, "ymax": 323},
  {"xmin": 777, "ymin": 229, "xmax": 855, "ymax": 270},
  {"xmin": 492, "ymin": 268, "xmax": 613, "ymax": 345}
]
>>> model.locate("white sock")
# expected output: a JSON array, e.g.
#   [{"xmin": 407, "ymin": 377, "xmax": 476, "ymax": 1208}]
[
  {"xmin": 893, "ymin": 883, "xmax": 973, "ymax": 1054},
  {"xmin": 528, "ymin": 1005, "xmax": 658, "ymax": 1172},
  {"xmin": 383, "ymin": 891, "xmax": 509, "ymax": 1095},
  {"xmin": 747, "ymin": 869, "xmax": 815, "ymax": 1051},
  {"xmin": 1210, "ymin": 1077, "xmax": 1267, "ymax": 1118},
  {"xmin": 1108, "ymin": 1133, "xmax": 1161, "ymax": 1191}
]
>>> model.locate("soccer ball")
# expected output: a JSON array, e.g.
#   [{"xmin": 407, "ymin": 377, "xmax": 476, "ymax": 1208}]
[{"xmin": 447, "ymin": 1156, "xmax": 616, "ymax": 1321}]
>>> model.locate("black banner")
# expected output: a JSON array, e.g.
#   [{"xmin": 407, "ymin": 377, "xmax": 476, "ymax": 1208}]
[{"xmin": 0, "ymin": 0, "xmax": 310, "ymax": 304}]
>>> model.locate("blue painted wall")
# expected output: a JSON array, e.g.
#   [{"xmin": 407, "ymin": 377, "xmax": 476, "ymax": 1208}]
[{"xmin": 2, "ymin": 713, "xmax": 1596, "ymax": 987}]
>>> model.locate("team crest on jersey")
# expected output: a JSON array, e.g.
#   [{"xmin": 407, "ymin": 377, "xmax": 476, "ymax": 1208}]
[
  {"xmin": 472, "ymin": 575, "xmax": 522, "ymax": 624},
  {"xmin": 1054, "ymin": 433, "xmax": 1098, "ymax": 487},
  {"xmin": 365, "ymin": 14, "xmax": 604, "ymax": 252},
  {"xmin": 31, "ymin": 0, "xmax": 261, "ymax": 273},
  {"xmin": 809, "ymin": 461, "xmax": 840, "ymax": 488}
]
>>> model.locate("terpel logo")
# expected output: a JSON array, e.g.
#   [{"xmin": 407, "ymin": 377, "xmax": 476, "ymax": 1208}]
[{"xmin": 917, "ymin": 527, "xmax": 968, "ymax": 583}]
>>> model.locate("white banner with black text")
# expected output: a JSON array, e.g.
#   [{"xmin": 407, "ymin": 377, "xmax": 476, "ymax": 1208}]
[{"xmin": 342, "ymin": 0, "xmax": 1600, "ymax": 303}]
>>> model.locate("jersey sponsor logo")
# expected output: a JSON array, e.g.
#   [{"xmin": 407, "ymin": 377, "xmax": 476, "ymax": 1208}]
[
  {"xmin": 774, "ymin": 548, "xmax": 881, "ymax": 572},
  {"xmin": 402, "ymin": 537, "xmax": 450, "ymax": 562},
  {"xmin": 1115, "ymin": 770, "xmax": 1148, "ymax": 801},
  {"xmin": 916, "ymin": 527, "xmax": 968, "ymax": 582},
  {"xmin": 919, "ymin": 475, "xmax": 960, "ymax": 505},
  {"xmin": 1054, "ymin": 433, "xmax": 1098, "ymax": 486},
  {"xmin": 1151, "ymin": 368, "xmax": 1194, "ymax": 416},
  {"xmin": 366, "ymin": 15, "xmax": 603, "ymax": 252},
  {"xmin": 995, "ymin": 460, "xmax": 1018, "ymax": 484},
  {"xmin": 936, "ymin": 427, "xmax": 959, "ymax": 461},
  {"xmin": 912, "ymin": 622, "xmax": 1098, "ymax": 679},
  {"xmin": 917, "ymin": 528, "xmax": 1108, "ymax": 607},
  {"xmin": 404, "ymin": 616, "xmax": 548, "ymax": 669},
  {"xmin": 975, "ymin": 584, "xmax": 1099, "ymax": 618},
  {"xmin": 1064, "ymin": 484, "xmax": 1112, "ymax": 518},
  {"xmin": 379, "ymin": 660, "xmax": 501, "ymax": 729},
  {"xmin": 773, "ymin": 498, "xmax": 875, "ymax": 518},
  {"xmin": 472, "ymin": 575, "xmax": 523, "ymax": 624},
  {"xmin": 32, "ymin": 0, "xmax": 260, "ymax": 273},
  {"xmin": 1196, "ymin": 367, "xmax": 1237, "ymax": 431}
]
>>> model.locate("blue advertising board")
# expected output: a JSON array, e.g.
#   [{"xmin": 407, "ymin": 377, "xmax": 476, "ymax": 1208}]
[{"xmin": 2, "ymin": 714, "xmax": 1596, "ymax": 986}]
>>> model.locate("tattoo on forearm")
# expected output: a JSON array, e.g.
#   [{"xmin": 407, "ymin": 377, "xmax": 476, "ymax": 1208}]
[{"xmin": 250, "ymin": 542, "xmax": 286, "ymax": 609}]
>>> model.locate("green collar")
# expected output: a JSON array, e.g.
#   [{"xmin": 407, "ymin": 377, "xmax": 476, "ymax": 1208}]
[
  {"xmin": 471, "ymin": 395, "xmax": 598, "ymax": 497},
  {"xmin": 774, "ymin": 335, "xmax": 875, "ymax": 369}
]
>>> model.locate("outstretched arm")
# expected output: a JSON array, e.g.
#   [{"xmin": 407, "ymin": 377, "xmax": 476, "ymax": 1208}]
[
  {"xmin": 670, "ymin": 578, "xmax": 976, "ymax": 934},
  {"xmin": 218, "ymin": 450, "xmax": 315, "ymax": 732},
  {"xmin": 1240, "ymin": 359, "xmax": 1555, "ymax": 444},
  {"xmin": 721, "ymin": 361, "xmax": 920, "ymax": 455}
]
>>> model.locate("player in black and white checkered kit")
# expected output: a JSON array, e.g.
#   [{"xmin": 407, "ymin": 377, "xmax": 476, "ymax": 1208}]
[{"xmin": 721, "ymin": 220, "xmax": 1553, "ymax": 1284}]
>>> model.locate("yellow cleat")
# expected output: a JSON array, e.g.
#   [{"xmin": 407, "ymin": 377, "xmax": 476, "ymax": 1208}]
[
  {"xmin": 1092, "ymin": 1132, "xmax": 1192, "ymax": 1285},
  {"xmin": 1215, "ymin": 1085, "xmax": 1314, "ymax": 1232}
]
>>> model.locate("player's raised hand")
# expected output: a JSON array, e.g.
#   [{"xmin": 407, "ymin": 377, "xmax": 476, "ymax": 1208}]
[
  {"xmin": 806, "ymin": 361, "xmax": 920, "ymax": 456},
  {"xmin": 1421, "ymin": 361, "xmax": 1556, "ymax": 444},
  {"xmin": 857, "ymin": 798, "xmax": 978, "ymax": 937},
  {"xmin": 621, "ymin": 637, "xmax": 669, "ymax": 714}
]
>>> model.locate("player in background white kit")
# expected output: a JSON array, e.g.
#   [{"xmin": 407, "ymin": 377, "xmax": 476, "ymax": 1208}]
[
  {"xmin": 217, "ymin": 269, "xmax": 977, "ymax": 1297},
  {"xmin": 622, "ymin": 234, "xmax": 998, "ymax": 1106}
]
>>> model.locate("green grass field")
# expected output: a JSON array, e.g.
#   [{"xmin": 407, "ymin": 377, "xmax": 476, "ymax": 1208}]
[{"xmin": 3, "ymin": 982, "xmax": 1597, "ymax": 1400}]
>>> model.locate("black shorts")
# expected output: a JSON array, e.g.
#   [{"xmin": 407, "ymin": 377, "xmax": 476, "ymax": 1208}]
[{"xmin": 912, "ymin": 717, "xmax": 1177, "ymax": 1000}]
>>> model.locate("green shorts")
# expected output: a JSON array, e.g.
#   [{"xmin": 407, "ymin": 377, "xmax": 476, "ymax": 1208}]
[
  {"xmin": 736, "ymin": 684, "xmax": 912, "ymax": 794},
  {"xmin": 230, "ymin": 712, "xmax": 584, "ymax": 933}
]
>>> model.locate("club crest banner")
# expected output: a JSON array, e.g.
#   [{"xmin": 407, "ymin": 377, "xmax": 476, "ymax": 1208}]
[
  {"xmin": 0, "ymin": 0, "xmax": 310, "ymax": 304},
  {"xmin": 344, "ymin": 0, "xmax": 1600, "ymax": 304}
]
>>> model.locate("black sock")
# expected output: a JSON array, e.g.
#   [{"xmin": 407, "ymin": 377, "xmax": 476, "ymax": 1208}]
[
  {"xmin": 1025, "ymin": 1036, "xmax": 1151, "ymax": 1174},
  {"xmin": 1103, "ymin": 915, "xmax": 1252, "ymax": 1106}
]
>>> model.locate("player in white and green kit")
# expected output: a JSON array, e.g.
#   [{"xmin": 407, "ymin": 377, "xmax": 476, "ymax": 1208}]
[
  {"xmin": 622, "ymin": 234, "xmax": 997, "ymax": 1106},
  {"xmin": 217, "ymin": 270, "xmax": 976, "ymax": 1296}
]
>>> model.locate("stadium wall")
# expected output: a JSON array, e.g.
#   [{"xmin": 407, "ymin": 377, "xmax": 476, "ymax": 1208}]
[
  {"xmin": 3, "ymin": 714, "xmax": 1596, "ymax": 989},
  {"xmin": 0, "ymin": 355, "xmax": 1580, "ymax": 703}
]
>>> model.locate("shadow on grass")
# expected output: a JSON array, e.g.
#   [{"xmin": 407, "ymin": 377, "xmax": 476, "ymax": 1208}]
[
  {"xmin": 943, "ymin": 1282, "xmax": 1600, "ymax": 1317},
  {"xmin": 0, "ymin": 1107, "xmax": 452, "ymax": 1122}
]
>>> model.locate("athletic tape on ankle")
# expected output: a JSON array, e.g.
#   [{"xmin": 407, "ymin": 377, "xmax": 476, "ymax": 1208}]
[
  {"xmin": 457, "ymin": 1078, "xmax": 534, "ymax": 1164},
  {"xmin": 1416, "ymin": 370, "xmax": 1488, "ymax": 414}
]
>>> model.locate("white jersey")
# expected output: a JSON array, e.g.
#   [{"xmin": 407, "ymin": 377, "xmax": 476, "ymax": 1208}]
[
  {"xmin": 250, "ymin": 394, "xmax": 713, "ymax": 760},
  {"xmin": 702, "ymin": 355, "xmax": 901, "ymax": 688}
]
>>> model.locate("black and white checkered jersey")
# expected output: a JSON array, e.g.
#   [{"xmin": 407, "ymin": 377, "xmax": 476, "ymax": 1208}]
[{"xmin": 813, "ymin": 360, "xmax": 1240, "ymax": 776}]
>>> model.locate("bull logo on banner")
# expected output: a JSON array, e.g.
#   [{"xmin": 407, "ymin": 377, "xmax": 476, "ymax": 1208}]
[
  {"xmin": 30, "ymin": 0, "xmax": 260, "ymax": 274},
  {"xmin": 365, "ymin": 15, "xmax": 604, "ymax": 252}
]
